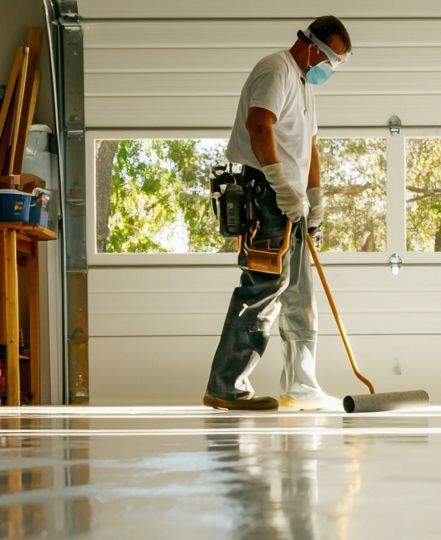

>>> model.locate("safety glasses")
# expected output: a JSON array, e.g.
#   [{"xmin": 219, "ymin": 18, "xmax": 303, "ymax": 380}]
[{"xmin": 302, "ymin": 28, "xmax": 350, "ymax": 69}]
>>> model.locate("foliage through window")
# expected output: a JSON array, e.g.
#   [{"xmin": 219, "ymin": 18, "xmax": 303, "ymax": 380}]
[
  {"xmin": 95, "ymin": 139, "xmax": 233, "ymax": 253},
  {"xmin": 318, "ymin": 138, "xmax": 386, "ymax": 252},
  {"xmin": 95, "ymin": 137, "xmax": 437, "ymax": 256},
  {"xmin": 406, "ymin": 138, "xmax": 441, "ymax": 252}
]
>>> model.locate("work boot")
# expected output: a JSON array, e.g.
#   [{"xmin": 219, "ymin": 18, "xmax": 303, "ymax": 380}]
[
  {"xmin": 203, "ymin": 391, "xmax": 278, "ymax": 411},
  {"xmin": 279, "ymin": 388, "xmax": 343, "ymax": 411}
]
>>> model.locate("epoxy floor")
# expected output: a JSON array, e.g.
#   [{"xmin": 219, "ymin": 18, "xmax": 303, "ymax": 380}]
[{"xmin": 1, "ymin": 406, "xmax": 441, "ymax": 539}]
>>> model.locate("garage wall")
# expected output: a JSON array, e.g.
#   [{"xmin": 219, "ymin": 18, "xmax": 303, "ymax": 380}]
[{"xmin": 77, "ymin": 1, "xmax": 441, "ymax": 404}]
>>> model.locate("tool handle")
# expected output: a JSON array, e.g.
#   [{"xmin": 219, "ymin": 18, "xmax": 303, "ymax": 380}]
[{"xmin": 307, "ymin": 234, "xmax": 376, "ymax": 395}]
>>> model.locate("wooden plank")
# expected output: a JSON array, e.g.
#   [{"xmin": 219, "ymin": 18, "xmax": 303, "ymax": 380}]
[
  {"xmin": 0, "ymin": 222, "xmax": 57, "ymax": 241},
  {"xmin": 0, "ymin": 103, "xmax": 15, "ymax": 176},
  {"xmin": 0, "ymin": 235, "xmax": 6, "ymax": 345},
  {"xmin": 28, "ymin": 243, "xmax": 40, "ymax": 404},
  {"xmin": 28, "ymin": 70, "xmax": 41, "ymax": 123},
  {"xmin": 12, "ymin": 28, "xmax": 42, "ymax": 175},
  {"xmin": 8, "ymin": 47, "xmax": 29, "ymax": 176},
  {"xmin": 3, "ymin": 230, "xmax": 20, "ymax": 405},
  {"xmin": 0, "ymin": 47, "xmax": 23, "ymax": 140}
]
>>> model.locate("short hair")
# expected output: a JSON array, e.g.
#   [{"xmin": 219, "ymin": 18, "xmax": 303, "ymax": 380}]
[{"xmin": 308, "ymin": 16, "xmax": 352, "ymax": 53}]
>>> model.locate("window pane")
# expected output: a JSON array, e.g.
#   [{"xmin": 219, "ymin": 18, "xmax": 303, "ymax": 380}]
[
  {"xmin": 317, "ymin": 138, "xmax": 387, "ymax": 252},
  {"xmin": 406, "ymin": 138, "xmax": 441, "ymax": 252},
  {"xmin": 95, "ymin": 139, "xmax": 236, "ymax": 253}
]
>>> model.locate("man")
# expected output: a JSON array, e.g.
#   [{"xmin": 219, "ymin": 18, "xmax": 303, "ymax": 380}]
[{"xmin": 203, "ymin": 16, "xmax": 352, "ymax": 411}]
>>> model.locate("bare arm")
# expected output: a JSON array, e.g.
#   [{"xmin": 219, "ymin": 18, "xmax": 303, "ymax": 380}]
[
  {"xmin": 245, "ymin": 107, "xmax": 279, "ymax": 166},
  {"xmin": 245, "ymin": 107, "xmax": 308, "ymax": 221},
  {"xmin": 307, "ymin": 136, "xmax": 320, "ymax": 189}
]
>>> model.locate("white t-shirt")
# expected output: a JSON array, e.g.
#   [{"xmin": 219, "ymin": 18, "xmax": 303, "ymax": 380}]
[{"xmin": 226, "ymin": 50, "xmax": 317, "ymax": 197}]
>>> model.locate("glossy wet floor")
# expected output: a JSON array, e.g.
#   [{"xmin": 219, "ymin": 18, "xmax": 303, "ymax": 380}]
[{"xmin": 1, "ymin": 406, "xmax": 441, "ymax": 539}]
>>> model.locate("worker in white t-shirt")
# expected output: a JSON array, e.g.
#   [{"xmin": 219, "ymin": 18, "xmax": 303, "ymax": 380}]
[{"xmin": 204, "ymin": 16, "xmax": 352, "ymax": 411}]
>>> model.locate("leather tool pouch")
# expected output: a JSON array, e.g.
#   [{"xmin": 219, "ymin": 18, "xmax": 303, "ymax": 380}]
[{"xmin": 238, "ymin": 169, "xmax": 291, "ymax": 275}]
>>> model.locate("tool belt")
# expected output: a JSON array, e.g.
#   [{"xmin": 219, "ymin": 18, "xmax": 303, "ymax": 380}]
[{"xmin": 210, "ymin": 164, "xmax": 292, "ymax": 274}]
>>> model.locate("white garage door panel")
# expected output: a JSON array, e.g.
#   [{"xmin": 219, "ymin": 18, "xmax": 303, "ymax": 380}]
[
  {"xmin": 85, "ymin": 71, "xmax": 441, "ymax": 97},
  {"xmin": 85, "ymin": 96, "xmax": 234, "ymax": 127},
  {"xmin": 85, "ymin": 94, "xmax": 441, "ymax": 127},
  {"xmin": 89, "ymin": 335, "xmax": 441, "ymax": 405},
  {"xmin": 83, "ymin": 21, "xmax": 441, "ymax": 48},
  {"xmin": 83, "ymin": 19, "xmax": 441, "ymax": 128},
  {"xmin": 89, "ymin": 266, "xmax": 441, "ymax": 337},
  {"xmin": 89, "ymin": 312, "xmax": 441, "ymax": 337},
  {"xmin": 84, "ymin": 47, "xmax": 281, "ymax": 73},
  {"xmin": 89, "ymin": 290, "xmax": 441, "ymax": 316},
  {"xmin": 84, "ymin": 47, "xmax": 441, "ymax": 73},
  {"xmin": 83, "ymin": 5, "xmax": 441, "ymax": 405},
  {"xmin": 78, "ymin": 0, "xmax": 441, "ymax": 19},
  {"xmin": 85, "ymin": 72, "xmax": 247, "ymax": 97},
  {"xmin": 88, "ymin": 266, "xmax": 241, "ymax": 291},
  {"xmin": 88, "ymin": 266, "xmax": 440, "ymax": 293}
]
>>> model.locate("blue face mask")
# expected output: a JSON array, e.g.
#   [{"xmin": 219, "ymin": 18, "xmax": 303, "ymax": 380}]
[{"xmin": 305, "ymin": 61, "xmax": 334, "ymax": 85}]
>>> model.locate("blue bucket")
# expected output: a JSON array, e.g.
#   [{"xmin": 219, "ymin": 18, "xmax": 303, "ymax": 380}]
[{"xmin": 0, "ymin": 189, "xmax": 32, "ymax": 222}]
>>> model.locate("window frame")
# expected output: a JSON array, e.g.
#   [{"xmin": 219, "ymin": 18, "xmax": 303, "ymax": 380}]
[{"xmin": 86, "ymin": 127, "xmax": 441, "ymax": 266}]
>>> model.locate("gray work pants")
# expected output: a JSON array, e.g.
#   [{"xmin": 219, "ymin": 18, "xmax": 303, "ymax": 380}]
[{"xmin": 206, "ymin": 167, "xmax": 319, "ymax": 400}]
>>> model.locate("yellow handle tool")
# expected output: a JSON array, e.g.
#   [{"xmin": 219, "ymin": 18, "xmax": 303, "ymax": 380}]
[{"xmin": 306, "ymin": 234, "xmax": 376, "ymax": 395}]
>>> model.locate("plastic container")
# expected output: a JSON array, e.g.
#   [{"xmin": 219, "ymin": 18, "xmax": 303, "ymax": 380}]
[
  {"xmin": 29, "ymin": 188, "xmax": 51, "ymax": 228},
  {"xmin": 23, "ymin": 125, "xmax": 59, "ymax": 231},
  {"xmin": 23, "ymin": 125, "xmax": 52, "ymax": 184},
  {"xmin": 0, "ymin": 189, "xmax": 33, "ymax": 222},
  {"xmin": 26, "ymin": 124, "xmax": 52, "ymax": 155}
]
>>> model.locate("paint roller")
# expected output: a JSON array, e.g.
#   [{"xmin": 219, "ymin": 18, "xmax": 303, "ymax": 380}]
[{"xmin": 306, "ymin": 234, "xmax": 430, "ymax": 414}]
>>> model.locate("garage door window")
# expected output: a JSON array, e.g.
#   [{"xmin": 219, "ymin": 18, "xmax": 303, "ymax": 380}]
[
  {"xmin": 94, "ymin": 137, "xmax": 387, "ymax": 255},
  {"xmin": 406, "ymin": 138, "xmax": 441, "ymax": 252}
]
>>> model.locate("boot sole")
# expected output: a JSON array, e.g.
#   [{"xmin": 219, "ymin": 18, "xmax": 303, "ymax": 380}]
[
  {"xmin": 203, "ymin": 394, "xmax": 278, "ymax": 411},
  {"xmin": 279, "ymin": 394, "xmax": 343, "ymax": 411}
]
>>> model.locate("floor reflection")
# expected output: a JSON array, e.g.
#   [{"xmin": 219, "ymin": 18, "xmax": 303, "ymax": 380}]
[
  {"xmin": 205, "ymin": 417, "xmax": 322, "ymax": 540},
  {"xmin": 0, "ymin": 417, "xmax": 92, "ymax": 539},
  {"xmin": 0, "ymin": 407, "xmax": 438, "ymax": 540}
]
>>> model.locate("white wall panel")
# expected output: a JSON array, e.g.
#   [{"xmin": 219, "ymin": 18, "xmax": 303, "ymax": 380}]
[
  {"xmin": 85, "ymin": 95, "xmax": 441, "ymax": 128},
  {"xmin": 78, "ymin": 0, "xmax": 441, "ymax": 19},
  {"xmin": 85, "ymin": 72, "xmax": 441, "ymax": 97},
  {"xmin": 83, "ymin": 20, "xmax": 441, "ymax": 48},
  {"xmin": 88, "ymin": 267, "xmax": 441, "ymax": 336},
  {"xmin": 84, "ymin": 47, "xmax": 441, "ymax": 73},
  {"xmin": 82, "ymin": 19, "xmax": 441, "ymax": 128},
  {"xmin": 89, "ymin": 335, "xmax": 441, "ymax": 405},
  {"xmin": 88, "ymin": 265, "xmax": 440, "ymax": 293},
  {"xmin": 89, "ymin": 290, "xmax": 441, "ymax": 315},
  {"xmin": 90, "ymin": 312, "xmax": 441, "ymax": 337}
]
